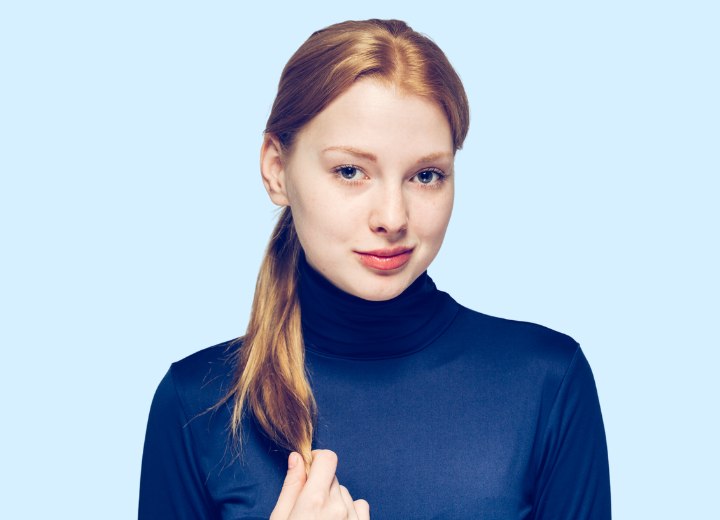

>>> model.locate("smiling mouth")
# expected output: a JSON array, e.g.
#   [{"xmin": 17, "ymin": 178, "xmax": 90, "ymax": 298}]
[{"xmin": 355, "ymin": 247, "xmax": 414, "ymax": 271}]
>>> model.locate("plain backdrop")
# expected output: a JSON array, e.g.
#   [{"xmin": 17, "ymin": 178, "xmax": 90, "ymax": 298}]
[{"xmin": 1, "ymin": 1, "xmax": 718, "ymax": 518}]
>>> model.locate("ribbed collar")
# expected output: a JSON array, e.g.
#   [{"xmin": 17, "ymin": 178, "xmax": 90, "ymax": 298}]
[{"xmin": 298, "ymin": 253, "xmax": 459, "ymax": 360}]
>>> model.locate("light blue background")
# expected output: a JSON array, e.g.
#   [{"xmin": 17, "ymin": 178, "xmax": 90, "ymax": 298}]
[{"xmin": 1, "ymin": 1, "xmax": 717, "ymax": 518}]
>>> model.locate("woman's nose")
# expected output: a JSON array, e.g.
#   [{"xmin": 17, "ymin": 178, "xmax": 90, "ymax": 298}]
[{"xmin": 368, "ymin": 184, "xmax": 408, "ymax": 237}]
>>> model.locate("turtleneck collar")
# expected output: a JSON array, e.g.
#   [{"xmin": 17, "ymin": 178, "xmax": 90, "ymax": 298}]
[{"xmin": 298, "ymin": 253, "xmax": 459, "ymax": 360}]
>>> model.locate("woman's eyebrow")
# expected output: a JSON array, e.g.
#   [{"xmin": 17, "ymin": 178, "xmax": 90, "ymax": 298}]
[
  {"xmin": 416, "ymin": 151, "xmax": 453, "ymax": 164},
  {"xmin": 322, "ymin": 146, "xmax": 377, "ymax": 162},
  {"xmin": 322, "ymin": 146, "xmax": 453, "ymax": 165}
]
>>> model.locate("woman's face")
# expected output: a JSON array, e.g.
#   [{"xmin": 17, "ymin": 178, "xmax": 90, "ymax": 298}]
[{"xmin": 261, "ymin": 78, "xmax": 455, "ymax": 301}]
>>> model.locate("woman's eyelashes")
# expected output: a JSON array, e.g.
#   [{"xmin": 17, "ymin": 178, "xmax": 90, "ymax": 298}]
[
  {"xmin": 332, "ymin": 165, "xmax": 448, "ymax": 187},
  {"xmin": 411, "ymin": 168, "xmax": 447, "ymax": 187},
  {"xmin": 334, "ymin": 165, "xmax": 366, "ymax": 182}
]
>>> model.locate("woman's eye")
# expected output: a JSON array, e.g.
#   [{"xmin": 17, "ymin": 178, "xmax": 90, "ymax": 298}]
[
  {"xmin": 335, "ymin": 165, "xmax": 362, "ymax": 180},
  {"xmin": 413, "ymin": 169, "xmax": 444, "ymax": 185}
]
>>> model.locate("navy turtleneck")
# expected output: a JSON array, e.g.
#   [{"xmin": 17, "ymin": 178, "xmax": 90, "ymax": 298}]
[
  {"xmin": 297, "ymin": 254, "xmax": 459, "ymax": 359},
  {"xmin": 140, "ymin": 258, "xmax": 611, "ymax": 519}
]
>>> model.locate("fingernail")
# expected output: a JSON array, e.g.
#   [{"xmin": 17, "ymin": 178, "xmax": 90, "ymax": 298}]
[{"xmin": 288, "ymin": 452, "xmax": 299, "ymax": 469}]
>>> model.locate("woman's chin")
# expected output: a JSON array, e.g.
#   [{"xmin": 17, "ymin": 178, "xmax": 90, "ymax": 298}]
[{"xmin": 342, "ymin": 270, "xmax": 419, "ymax": 302}]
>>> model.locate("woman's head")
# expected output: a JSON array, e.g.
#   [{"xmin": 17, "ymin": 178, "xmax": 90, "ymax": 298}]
[{"xmin": 261, "ymin": 19, "xmax": 470, "ymax": 301}]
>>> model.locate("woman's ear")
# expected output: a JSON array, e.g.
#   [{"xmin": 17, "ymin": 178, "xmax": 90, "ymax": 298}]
[{"xmin": 260, "ymin": 134, "xmax": 290, "ymax": 206}]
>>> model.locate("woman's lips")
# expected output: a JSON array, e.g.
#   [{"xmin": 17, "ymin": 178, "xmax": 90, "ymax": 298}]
[{"xmin": 356, "ymin": 247, "xmax": 414, "ymax": 271}]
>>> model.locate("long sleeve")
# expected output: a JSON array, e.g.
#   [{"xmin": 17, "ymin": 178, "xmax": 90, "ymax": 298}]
[
  {"xmin": 533, "ymin": 347, "xmax": 611, "ymax": 519},
  {"xmin": 139, "ymin": 367, "xmax": 216, "ymax": 519}
]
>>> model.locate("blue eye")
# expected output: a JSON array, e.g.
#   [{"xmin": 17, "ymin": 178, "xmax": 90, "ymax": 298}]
[
  {"xmin": 336, "ymin": 165, "xmax": 362, "ymax": 180},
  {"xmin": 414, "ymin": 169, "xmax": 444, "ymax": 185}
]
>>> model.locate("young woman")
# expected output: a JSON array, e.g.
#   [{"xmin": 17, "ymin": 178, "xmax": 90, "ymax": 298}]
[{"xmin": 139, "ymin": 19, "xmax": 611, "ymax": 519}]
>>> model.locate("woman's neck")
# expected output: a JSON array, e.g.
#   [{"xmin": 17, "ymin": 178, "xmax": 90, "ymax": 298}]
[{"xmin": 297, "ymin": 253, "xmax": 459, "ymax": 360}]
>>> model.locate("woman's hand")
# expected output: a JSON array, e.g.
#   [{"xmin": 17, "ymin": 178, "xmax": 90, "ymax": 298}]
[{"xmin": 270, "ymin": 449, "xmax": 370, "ymax": 520}]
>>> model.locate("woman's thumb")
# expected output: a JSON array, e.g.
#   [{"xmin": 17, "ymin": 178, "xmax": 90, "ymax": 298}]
[{"xmin": 269, "ymin": 452, "xmax": 307, "ymax": 520}]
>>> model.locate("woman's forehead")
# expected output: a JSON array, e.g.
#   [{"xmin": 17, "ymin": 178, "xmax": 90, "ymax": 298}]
[{"xmin": 293, "ymin": 79, "xmax": 453, "ymax": 164}]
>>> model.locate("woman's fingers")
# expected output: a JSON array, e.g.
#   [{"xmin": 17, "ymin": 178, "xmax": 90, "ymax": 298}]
[
  {"xmin": 269, "ymin": 452, "xmax": 307, "ymax": 520},
  {"xmin": 329, "ymin": 476, "xmax": 342, "ymax": 499},
  {"xmin": 273, "ymin": 449, "xmax": 370, "ymax": 519},
  {"xmin": 339, "ymin": 484, "xmax": 359, "ymax": 520},
  {"xmin": 338, "ymin": 483, "xmax": 370, "ymax": 520},
  {"xmin": 305, "ymin": 449, "xmax": 339, "ymax": 493},
  {"xmin": 353, "ymin": 498, "xmax": 370, "ymax": 520}
]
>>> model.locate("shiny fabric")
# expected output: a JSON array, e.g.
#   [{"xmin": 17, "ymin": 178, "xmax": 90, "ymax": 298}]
[{"xmin": 140, "ymin": 259, "xmax": 611, "ymax": 519}]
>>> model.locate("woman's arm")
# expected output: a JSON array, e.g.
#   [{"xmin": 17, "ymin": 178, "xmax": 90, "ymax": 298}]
[
  {"xmin": 533, "ymin": 347, "xmax": 611, "ymax": 519},
  {"xmin": 139, "ymin": 368, "xmax": 216, "ymax": 519}
]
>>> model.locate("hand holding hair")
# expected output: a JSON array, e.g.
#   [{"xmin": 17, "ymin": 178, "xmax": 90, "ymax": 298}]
[{"xmin": 270, "ymin": 450, "xmax": 370, "ymax": 520}]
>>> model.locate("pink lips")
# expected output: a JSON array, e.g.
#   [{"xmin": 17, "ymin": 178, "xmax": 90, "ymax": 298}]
[{"xmin": 356, "ymin": 247, "xmax": 414, "ymax": 271}]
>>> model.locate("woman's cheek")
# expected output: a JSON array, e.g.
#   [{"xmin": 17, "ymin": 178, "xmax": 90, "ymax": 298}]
[{"xmin": 414, "ymin": 196, "xmax": 453, "ymax": 235}]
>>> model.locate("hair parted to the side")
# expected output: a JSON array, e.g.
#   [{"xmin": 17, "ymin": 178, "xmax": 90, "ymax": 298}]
[{"xmin": 223, "ymin": 19, "xmax": 470, "ymax": 469}]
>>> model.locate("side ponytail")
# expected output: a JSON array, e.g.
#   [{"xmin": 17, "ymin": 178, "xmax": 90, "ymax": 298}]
[{"xmin": 226, "ymin": 208, "xmax": 316, "ymax": 466}]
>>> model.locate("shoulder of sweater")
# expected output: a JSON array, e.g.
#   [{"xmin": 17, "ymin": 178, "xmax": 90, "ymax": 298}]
[
  {"xmin": 450, "ymin": 304, "xmax": 580, "ymax": 370},
  {"xmin": 166, "ymin": 338, "xmax": 242, "ymax": 413}
]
